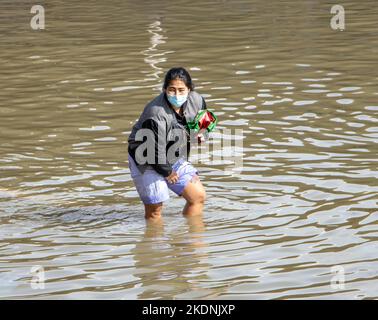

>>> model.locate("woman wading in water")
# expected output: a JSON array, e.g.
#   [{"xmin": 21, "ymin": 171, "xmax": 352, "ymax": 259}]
[{"xmin": 128, "ymin": 67, "xmax": 215, "ymax": 220}]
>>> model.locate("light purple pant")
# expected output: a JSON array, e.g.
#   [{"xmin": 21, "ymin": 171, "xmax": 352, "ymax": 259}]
[{"xmin": 128, "ymin": 154, "xmax": 198, "ymax": 204}]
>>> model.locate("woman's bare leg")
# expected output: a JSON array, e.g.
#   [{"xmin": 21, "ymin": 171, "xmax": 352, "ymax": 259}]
[
  {"xmin": 181, "ymin": 175, "xmax": 206, "ymax": 216},
  {"xmin": 144, "ymin": 202, "xmax": 163, "ymax": 221}
]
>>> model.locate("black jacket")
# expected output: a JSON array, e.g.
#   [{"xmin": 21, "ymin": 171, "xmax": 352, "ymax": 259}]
[{"xmin": 128, "ymin": 91, "xmax": 206, "ymax": 177}]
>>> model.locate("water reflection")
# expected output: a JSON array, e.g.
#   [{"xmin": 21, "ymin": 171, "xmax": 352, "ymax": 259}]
[{"xmin": 132, "ymin": 215, "xmax": 212, "ymax": 299}]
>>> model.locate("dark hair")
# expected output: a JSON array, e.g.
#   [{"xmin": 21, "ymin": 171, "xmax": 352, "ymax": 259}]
[{"xmin": 163, "ymin": 67, "xmax": 194, "ymax": 91}]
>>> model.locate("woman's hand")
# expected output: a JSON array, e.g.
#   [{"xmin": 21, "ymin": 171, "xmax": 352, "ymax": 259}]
[
  {"xmin": 166, "ymin": 171, "xmax": 179, "ymax": 184},
  {"xmin": 197, "ymin": 133, "xmax": 205, "ymax": 144}
]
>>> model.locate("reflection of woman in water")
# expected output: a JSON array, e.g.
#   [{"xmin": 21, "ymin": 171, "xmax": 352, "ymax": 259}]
[
  {"xmin": 131, "ymin": 215, "xmax": 210, "ymax": 299},
  {"xmin": 128, "ymin": 67, "xmax": 210, "ymax": 220}
]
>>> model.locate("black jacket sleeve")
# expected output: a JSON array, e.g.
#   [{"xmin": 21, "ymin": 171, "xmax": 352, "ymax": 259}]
[
  {"xmin": 201, "ymin": 97, "xmax": 207, "ymax": 110},
  {"xmin": 141, "ymin": 118, "xmax": 173, "ymax": 177}
]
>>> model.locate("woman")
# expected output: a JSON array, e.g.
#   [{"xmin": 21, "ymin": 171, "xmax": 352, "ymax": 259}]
[{"xmin": 128, "ymin": 67, "xmax": 207, "ymax": 220}]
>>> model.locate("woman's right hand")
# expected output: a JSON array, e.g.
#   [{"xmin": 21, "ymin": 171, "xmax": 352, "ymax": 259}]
[{"xmin": 166, "ymin": 171, "xmax": 179, "ymax": 184}]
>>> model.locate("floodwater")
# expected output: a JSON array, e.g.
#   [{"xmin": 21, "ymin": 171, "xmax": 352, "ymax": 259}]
[{"xmin": 0, "ymin": 0, "xmax": 377, "ymax": 299}]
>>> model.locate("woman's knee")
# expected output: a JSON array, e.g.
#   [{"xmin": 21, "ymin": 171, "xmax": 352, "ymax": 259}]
[
  {"xmin": 197, "ymin": 189, "xmax": 206, "ymax": 204},
  {"xmin": 181, "ymin": 176, "xmax": 206, "ymax": 204},
  {"xmin": 185, "ymin": 188, "xmax": 206, "ymax": 205}
]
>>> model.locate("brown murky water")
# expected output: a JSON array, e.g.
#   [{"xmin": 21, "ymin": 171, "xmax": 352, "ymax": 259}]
[{"xmin": 0, "ymin": 0, "xmax": 377, "ymax": 299}]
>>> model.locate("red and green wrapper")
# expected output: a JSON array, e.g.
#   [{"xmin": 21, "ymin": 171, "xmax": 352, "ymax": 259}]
[{"xmin": 186, "ymin": 109, "xmax": 218, "ymax": 133}]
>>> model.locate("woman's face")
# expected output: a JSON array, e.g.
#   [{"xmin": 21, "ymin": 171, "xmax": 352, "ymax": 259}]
[{"xmin": 165, "ymin": 79, "xmax": 190, "ymax": 97}]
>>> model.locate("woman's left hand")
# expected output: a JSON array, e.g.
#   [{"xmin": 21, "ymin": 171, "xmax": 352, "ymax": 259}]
[{"xmin": 166, "ymin": 171, "xmax": 179, "ymax": 184}]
